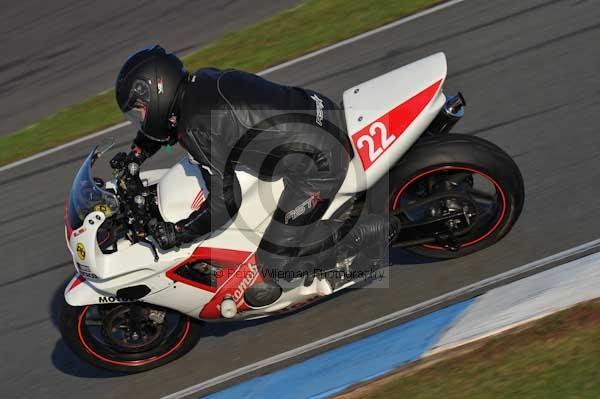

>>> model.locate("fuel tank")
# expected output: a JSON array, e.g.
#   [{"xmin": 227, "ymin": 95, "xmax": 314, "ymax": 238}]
[{"xmin": 157, "ymin": 156, "xmax": 283, "ymax": 231}]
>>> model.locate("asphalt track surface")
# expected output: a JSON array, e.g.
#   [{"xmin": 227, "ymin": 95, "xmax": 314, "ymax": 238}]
[
  {"xmin": 0, "ymin": 0, "xmax": 301, "ymax": 136},
  {"xmin": 1, "ymin": 0, "xmax": 600, "ymax": 397}
]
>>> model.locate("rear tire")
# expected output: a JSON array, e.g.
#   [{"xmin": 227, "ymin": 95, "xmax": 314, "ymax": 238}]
[
  {"xmin": 386, "ymin": 134, "xmax": 524, "ymax": 259},
  {"xmin": 59, "ymin": 301, "xmax": 202, "ymax": 373}
]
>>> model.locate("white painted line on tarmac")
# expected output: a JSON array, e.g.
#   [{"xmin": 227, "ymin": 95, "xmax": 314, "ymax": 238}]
[
  {"xmin": 161, "ymin": 237, "xmax": 600, "ymax": 399},
  {"xmin": 0, "ymin": 0, "xmax": 466, "ymax": 175},
  {"xmin": 0, "ymin": 121, "xmax": 131, "ymax": 173},
  {"xmin": 259, "ymin": 0, "xmax": 467, "ymax": 76}
]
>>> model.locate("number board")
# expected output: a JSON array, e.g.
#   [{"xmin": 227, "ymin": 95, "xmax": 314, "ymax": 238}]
[{"xmin": 351, "ymin": 80, "xmax": 442, "ymax": 170}]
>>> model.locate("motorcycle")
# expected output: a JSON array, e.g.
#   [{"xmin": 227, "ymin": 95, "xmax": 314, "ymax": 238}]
[{"xmin": 59, "ymin": 53, "xmax": 524, "ymax": 372}]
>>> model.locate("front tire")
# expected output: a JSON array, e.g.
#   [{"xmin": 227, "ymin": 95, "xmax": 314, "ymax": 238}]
[
  {"xmin": 59, "ymin": 301, "xmax": 202, "ymax": 373},
  {"xmin": 387, "ymin": 134, "xmax": 524, "ymax": 259}
]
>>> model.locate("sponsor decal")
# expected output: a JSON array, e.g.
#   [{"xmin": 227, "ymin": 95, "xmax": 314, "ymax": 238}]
[
  {"xmin": 231, "ymin": 263, "xmax": 259, "ymax": 304},
  {"xmin": 284, "ymin": 192, "xmax": 321, "ymax": 224},
  {"xmin": 93, "ymin": 203, "xmax": 112, "ymax": 217},
  {"xmin": 311, "ymin": 94, "xmax": 324, "ymax": 126},
  {"xmin": 77, "ymin": 263, "xmax": 91, "ymax": 272},
  {"xmin": 351, "ymin": 80, "xmax": 442, "ymax": 170},
  {"xmin": 98, "ymin": 296, "xmax": 137, "ymax": 303},
  {"xmin": 73, "ymin": 227, "xmax": 87, "ymax": 237},
  {"xmin": 80, "ymin": 271, "xmax": 99, "ymax": 279},
  {"xmin": 76, "ymin": 242, "xmax": 86, "ymax": 261},
  {"xmin": 76, "ymin": 262, "xmax": 97, "ymax": 279},
  {"xmin": 157, "ymin": 77, "xmax": 164, "ymax": 94}
]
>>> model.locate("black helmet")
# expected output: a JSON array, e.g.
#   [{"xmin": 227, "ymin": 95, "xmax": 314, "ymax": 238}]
[{"xmin": 116, "ymin": 45, "xmax": 187, "ymax": 142}]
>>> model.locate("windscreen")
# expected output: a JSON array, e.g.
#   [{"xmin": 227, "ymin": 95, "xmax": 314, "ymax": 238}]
[{"xmin": 66, "ymin": 149, "xmax": 120, "ymax": 232}]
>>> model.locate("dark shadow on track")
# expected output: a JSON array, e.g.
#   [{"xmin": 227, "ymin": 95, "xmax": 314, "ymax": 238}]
[
  {"xmin": 50, "ymin": 275, "xmax": 125, "ymax": 378},
  {"xmin": 390, "ymin": 248, "xmax": 441, "ymax": 265},
  {"xmin": 49, "ymin": 274, "xmax": 71, "ymax": 328},
  {"xmin": 51, "ymin": 340, "xmax": 126, "ymax": 379}
]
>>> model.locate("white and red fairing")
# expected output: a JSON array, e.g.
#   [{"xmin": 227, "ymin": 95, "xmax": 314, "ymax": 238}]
[{"xmin": 64, "ymin": 53, "xmax": 448, "ymax": 320}]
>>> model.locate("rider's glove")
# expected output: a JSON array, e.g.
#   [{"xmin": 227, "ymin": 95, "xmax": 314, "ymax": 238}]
[
  {"xmin": 154, "ymin": 222, "xmax": 180, "ymax": 250},
  {"xmin": 109, "ymin": 152, "xmax": 129, "ymax": 170},
  {"xmin": 110, "ymin": 151, "xmax": 143, "ymax": 171}
]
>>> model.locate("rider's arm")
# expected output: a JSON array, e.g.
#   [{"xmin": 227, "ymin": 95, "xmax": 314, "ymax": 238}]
[
  {"xmin": 174, "ymin": 118, "xmax": 241, "ymax": 241},
  {"xmin": 175, "ymin": 166, "xmax": 240, "ymax": 241},
  {"xmin": 131, "ymin": 130, "xmax": 176, "ymax": 162}
]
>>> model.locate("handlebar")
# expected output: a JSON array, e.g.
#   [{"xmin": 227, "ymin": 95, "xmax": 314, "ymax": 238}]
[{"xmin": 108, "ymin": 151, "xmax": 161, "ymax": 260}]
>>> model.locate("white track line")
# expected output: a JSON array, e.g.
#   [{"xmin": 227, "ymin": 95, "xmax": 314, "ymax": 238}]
[
  {"xmin": 0, "ymin": 122, "xmax": 130, "ymax": 173},
  {"xmin": 259, "ymin": 0, "xmax": 466, "ymax": 75},
  {"xmin": 0, "ymin": 0, "xmax": 466, "ymax": 175},
  {"xmin": 161, "ymin": 238, "xmax": 600, "ymax": 399}
]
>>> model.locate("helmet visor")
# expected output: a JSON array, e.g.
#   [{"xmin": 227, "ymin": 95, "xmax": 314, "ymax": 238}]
[{"xmin": 124, "ymin": 79, "xmax": 151, "ymax": 132}]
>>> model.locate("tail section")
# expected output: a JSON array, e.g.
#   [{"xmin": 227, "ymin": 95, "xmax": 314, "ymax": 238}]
[{"xmin": 339, "ymin": 52, "xmax": 448, "ymax": 193}]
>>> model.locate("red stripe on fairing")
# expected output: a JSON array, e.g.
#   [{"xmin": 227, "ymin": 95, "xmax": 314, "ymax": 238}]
[
  {"xmin": 165, "ymin": 247, "xmax": 256, "ymax": 294},
  {"xmin": 191, "ymin": 191, "xmax": 206, "ymax": 210},
  {"xmin": 192, "ymin": 200, "xmax": 204, "ymax": 210},
  {"xmin": 351, "ymin": 79, "xmax": 442, "ymax": 171},
  {"xmin": 198, "ymin": 256, "xmax": 262, "ymax": 319},
  {"xmin": 67, "ymin": 274, "xmax": 86, "ymax": 292},
  {"xmin": 192, "ymin": 195, "xmax": 205, "ymax": 209},
  {"xmin": 165, "ymin": 247, "xmax": 262, "ymax": 319}
]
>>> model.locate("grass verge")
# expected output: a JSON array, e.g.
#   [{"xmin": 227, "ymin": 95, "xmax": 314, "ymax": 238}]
[
  {"xmin": 338, "ymin": 299, "xmax": 600, "ymax": 399},
  {"xmin": 0, "ymin": 0, "xmax": 444, "ymax": 167}
]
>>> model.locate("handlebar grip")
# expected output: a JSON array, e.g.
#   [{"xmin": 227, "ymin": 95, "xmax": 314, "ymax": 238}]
[{"xmin": 110, "ymin": 152, "xmax": 128, "ymax": 170}]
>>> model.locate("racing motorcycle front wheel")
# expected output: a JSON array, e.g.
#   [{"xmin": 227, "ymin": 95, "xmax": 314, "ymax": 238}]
[
  {"xmin": 60, "ymin": 301, "xmax": 202, "ymax": 373},
  {"xmin": 387, "ymin": 133, "xmax": 525, "ymax": 259}
]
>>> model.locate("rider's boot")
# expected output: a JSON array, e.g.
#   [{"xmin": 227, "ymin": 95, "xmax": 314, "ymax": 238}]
[
  {"xmin": 248, "ymin": 214, "xmax": 402, "ymax": 303},
  {"xmin": 303, "ymin": 214, "xmax": 402, "ymax": 293}
]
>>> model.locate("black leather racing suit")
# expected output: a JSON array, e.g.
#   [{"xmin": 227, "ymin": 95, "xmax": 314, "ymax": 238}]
[{"xmin": 134, "ymin": 68, "xmax": 350, "ymax": 279}]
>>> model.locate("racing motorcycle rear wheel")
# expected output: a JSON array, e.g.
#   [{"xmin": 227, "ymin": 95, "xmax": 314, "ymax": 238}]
[
  {"xmin": 387, "ymin": 133, "xmax": 524, "ymax": 259},
  {"xmin": 60, "ymin": 301, "xmax": 202, "ymax": 373}
]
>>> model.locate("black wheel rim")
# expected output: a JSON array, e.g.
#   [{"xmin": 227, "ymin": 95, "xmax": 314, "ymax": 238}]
[
  {"xmin": 77, "ymin": 304, "xmax": 191, "ymax": 367},
  {"xmin": 392, "ymin": 166, "xmax": 507, "ymax": 249}
]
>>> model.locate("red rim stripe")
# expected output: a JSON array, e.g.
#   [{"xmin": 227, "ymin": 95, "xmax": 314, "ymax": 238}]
[
  {"xmin": 77, "ymin": 305, "xmax": 191, "ymax": 367},
  {"xmin": 392, "ymin": 166, "xmax": 507, "ymax": 249}
]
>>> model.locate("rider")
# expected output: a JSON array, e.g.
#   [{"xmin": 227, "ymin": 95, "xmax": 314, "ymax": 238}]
[{"xmin": 115, "ymin": 45, "xmax": 398, "ymax": 296}]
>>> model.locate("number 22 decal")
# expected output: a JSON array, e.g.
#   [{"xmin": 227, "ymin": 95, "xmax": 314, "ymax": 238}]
[
  {"xmin": 356, "ymin": 121, "xmax": 396, "ymax": 165},
  {"xmin": 350, "ymin": 79, "xmax": 443, "ymax": 171}
]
